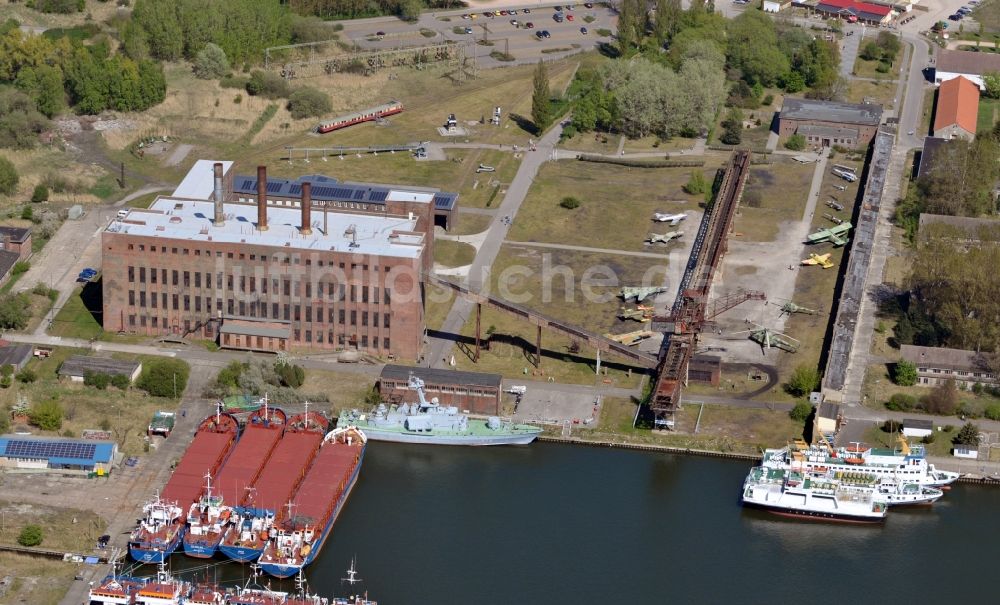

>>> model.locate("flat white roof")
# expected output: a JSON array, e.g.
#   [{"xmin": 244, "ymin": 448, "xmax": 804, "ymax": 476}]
[
  {"xmin": 172, "ymin": 160, "xmax": 233, "ymax": 199},
  {"xmin": 108, "ymin": 197, "xmax": 423, "ymax": 259}
]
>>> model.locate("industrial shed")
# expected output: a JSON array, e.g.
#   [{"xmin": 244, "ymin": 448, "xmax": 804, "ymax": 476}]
[
  {"xmin": 378, "ymin": 365, "xmax": 503, "ymax": 415},
  {"xmin": 0, "ymin": 435, "xmax": 118, "ymax": 474},
  {"xmin": 58, "ymin": 356, "xmax": 142, "ymax": 383}
]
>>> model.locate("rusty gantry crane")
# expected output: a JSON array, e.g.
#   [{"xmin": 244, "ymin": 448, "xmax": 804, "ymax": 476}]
[{"xmin": 649, "ymin": 150, "xmax": 762, "ymax": 429}]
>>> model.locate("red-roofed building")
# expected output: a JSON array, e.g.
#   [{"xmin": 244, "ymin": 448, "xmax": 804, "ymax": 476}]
[
  {"xmin": 814, "ymin": 0, "xmax": 893, "ymax": 25},
  {"xmin": 933, "ymin": 76, "xmax": 979, "ymax": 141}
]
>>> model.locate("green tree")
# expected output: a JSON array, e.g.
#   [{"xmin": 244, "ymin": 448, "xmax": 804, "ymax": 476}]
[
  {"xmin": 875, "ymin": 31, "xmax": 901, "ymax": 61},
  {"xmin": 892, "ymin": 360, "xmax": 918, "ymax": 386},
  {"xmin": 921, "ymin": 378, "xmax": 959, "ymax": 415},
  {"xmin": 786, "ymin": 365, "xmax": 821, "ymax": 397},
  {"xmin": 193, "ymin": 43, "xmax": 229, "ymax": 79},
  {"xmin": 784, "ymin": 133, "xmax": 806, "ymax": 151},
  {"xmin": 0, "ymin": 89, "xmax": 49, "ymax": 149},
  {"xmin": 531, "ymin": 60, "xmax": 551, "ymax": 133},
  {"xmin": 287, "ymin": 87, "xmax": 332, "ymax": 119},
  {"xmin": 953, "ymin": 422, "xmax": 981, "ymax": 446},
  {"xmin": 983, "ymin": 72, "xmax": 1000, "ymax": 100},
  {"xmin": 15, "ymin": 64, "xmax": 65, "ymax": 118},
  {"xmin": 789, "ymin": 401, "xmax": 812, "ymax": 422},
  {"xmin": 111, "ymin": 373, "xmax": 130, "ymax": 390},
  {"xmin": 84, "ymin": 371, "xmax": 111, "ymax": 390},
  {"xmin": 31, "ymin": 184, "xmax": 49, "ymax": 202},
  {"xmin": 0, "ymin": 293, "xmax": 29, "ymax": 329},
  {"xmin": 137, "ymin": 358, "xmax": 190, "ymax": 398},
  {"xmin": 246, "ymin": 70, "xmax": 290, "ymax": 98},
  {"xmin": 654, "ymin": 0, "xmax": 682, "ymax": 42},
  {"xmin": 16, "ymin": 368, "xmax": 36, "ymax": 383},
  {"xmin": 29, "ymin": 399, "xmax": 63, "ymax": 431},
  {"xmin": 886, "ymin": 393, "xmax": 916, "ymax": 411},
  {"xmin": 0, "ymin": 155, "xmax": 18, "ymax": 196},
  {"xmin": 859, "ymin": 41, "xmax": 881, "ymax": 62},
  {"xmin": 719, "ymin": 107, "xmax": 743, "ymax": 145},
  {"xmin": 276, "ymin": 362, "xmax": 305, "ymax": 388},
  {"xmin": 726, "ymin": 10, "xmax": 789, "ymax": 87},
  {"xmin": 617, "ymin": 0, "xmax": 643, "ymax": 52},
  {"xmin": 18, "ymin": 525, "xmax": 44, "ymax": 547}
]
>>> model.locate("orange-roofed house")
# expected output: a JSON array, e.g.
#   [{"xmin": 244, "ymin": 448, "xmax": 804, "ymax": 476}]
[{"xmin": 933, "ymin": 76, "xmax": 979, "ymax": 141}]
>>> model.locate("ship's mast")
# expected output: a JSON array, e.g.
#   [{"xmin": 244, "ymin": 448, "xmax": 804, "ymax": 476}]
[{"xmin": 342, "ymin": 557, "xmax": 362, "ymax": 585}]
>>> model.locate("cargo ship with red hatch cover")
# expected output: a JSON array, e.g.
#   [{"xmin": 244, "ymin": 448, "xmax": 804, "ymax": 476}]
[
  {"xmin": 259, "ymin": 426, "xmax": 367, "ymax": 578},
  {"xmin": 129, "ymin": 410, "xmax": 240, "ymax": 563},
  {"xmin": 218, "ymin": 410, "xmax": 328, "ymax": 563},
  {"xmin": 183, "ymin": 404, "xmax": 288, "ymax": 558}
]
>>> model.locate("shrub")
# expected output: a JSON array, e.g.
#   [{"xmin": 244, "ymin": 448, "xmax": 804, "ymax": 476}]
[
  {"xmin": 921, "ymin": 378, "xmax": 959, "ymax": 415},
  {"xmin": 83, "ymin": 371, "xmax": 110, "ymax": 390},
  {"xmin": 784, "ymin": 134, "xmax": 806, "ymax": 151},
  {"xmin": 18, "ymin": 525, "xmax": 43, "ymax": 547},
  {"xmin": 0, "ymin": 293, "xmax": 30, "ymax": 329},
  {"xmin": 31, "ymin": 184, "xmax": 48, "ymax": 203},
  {"xmin": 885, "ymin": 393, "xmax": 916, "ymax": 411},
  {"xmin": 921, "ymin": 432, "xmax": 936, "ymax": 444},
  {"xmin": 984, "ymin": 404, "xmax": 1000, "ymax": 421},
  {"xmin": 0, "ymin": 89, "xmax": 50, "ymax": 149},
  {"xmin": 29, "ymin": 399, "xmax": 63, "ymax": 430},
  {"xmin": 761, "ymin": 94, "xmax": 774, "ymax": 107},
  {"xmin": 892, "ymin": 360, "xmax": 918, "ymax": 386},
  {"xmin": 193, "ymin": 43, "xmax": 230, "ymax": 80},
  {"xmin": 789, "ymin": 401, "xmax": 812, "ymax": 422},
  {"xmin": 0, "ymin": 364, "xmax": 12, "ymax": 377},
  {"xmin": 20, "ymin": 206, "xmax": 32, "ymax": 220},
  {"xmin": 220, "ymin": 76, "xmax": 249, "ymax": 89},
  {"xmin": 785, "ymin": 365, "xmax": 821, "ymax": 397},
  {"xmin": 876, "ymin": 61, "xmax": 891, "ymax": 74},
  {"xmin": 953, "ymin": 422, "xmax": 981, "ymax": 446},
  {"xmin": 246, "ymin": 71, "xmax": 290, "ymax": 99},
  {"xmin": 881, "ymin": 419, "xmax": 902, "ymax": 433},
  {"xmin": 16, "ymin": 368, "xmax": 36, "ymax": 383},
  {"xmin": 137, "ymin": 358, "xmax": 190, "ymax": 398},
  {"xmin": 0, "ymin": 156, "xmax": 18, "ymax": 195},
  {"xmin": 111, "ymin": 374, "xmax": 130, "ymax": 390},
  {"xmin": 559, "ymin": 196, "xmax": 581, "ymax": 210},
  {"xmin": 276, "ymin": 362, "xmax": 305, "ymax": 388},
  {"xmin": 287, "ymin": 87, "xmax": 332, "ymax": 120},
  {"xmin": 683, "ymin": 171, "xmax": 708, "ymax": 195}
]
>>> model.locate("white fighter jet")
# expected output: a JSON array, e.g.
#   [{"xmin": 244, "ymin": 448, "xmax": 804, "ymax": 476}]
[{"xmin": 651, "ymin": 212, "xmax": 688, "ymax": 226}]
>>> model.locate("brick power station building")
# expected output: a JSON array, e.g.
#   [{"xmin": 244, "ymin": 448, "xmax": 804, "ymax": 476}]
[{"xmin": 102, "ymin": 160, "xmax": 456, "ymax": 361}]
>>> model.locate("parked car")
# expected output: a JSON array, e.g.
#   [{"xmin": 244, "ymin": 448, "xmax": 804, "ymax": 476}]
[
  {"xmin": 525, "ymin": 21, "xmax": 535, "ymax": 28},
  {"xmin": 523, "ymin": 8, "xmax": 531, "ymax": 13},
  {"xmin": 465, "ymin": 26, "xmax": 473, "ymax": 33},
  {"xmin": 584, "ymin": 2, "xmax": 594, "ymax": 7},
  {"xmin": 536, "ymin": 30, "xmax": 545, "ymax": 38},
  {"xmin": 948, "ymin": 13, "xmax": 962, "ymax": 20},
  {"xmin": 567, "ymin": 14, "xmax": 574, "ymax": 21},
  {"xmin": 580, "ymin": 26, "xmax": 588, "ymax": 34},
  {"xmin": 542, "ymin": 30, "xmax": 551, "ymax": 38},
  {"xmin": 510, "ymin": 19, "xmax": 519, "ymax": 26},
  {"xmin": 376, "ymin": 30, "xmax": 386, "ymax": 37}
]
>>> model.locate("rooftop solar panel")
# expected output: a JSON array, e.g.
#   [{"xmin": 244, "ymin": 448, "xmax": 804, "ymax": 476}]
[
  {"xmin": 4, "ymin": 439, "xmax": 96, "ymax": 461},
  {"xmin": 312, "ymin": 187, "xmax": 335, "ymax": 198},
  {"xmin": 266, "ymin": 182, "xmax": 282, "ymax": 193},
  {"xmin": 240, "ymin": 179, "xmax": 254, "ymax": 190},
  {"xmin": 289, "ymin": 185, "xmax": 302, "ymax": 195},
  {"xmin": 353, "ymin": 189, "xmax": 366, "ymax": 200},
  {"xmin": 369, "ymin": 190, "xmax": 388, "ymax": 202},
  {"xmin": 331, "ymin": 187, "xmax": 353, "ymax": 199}
]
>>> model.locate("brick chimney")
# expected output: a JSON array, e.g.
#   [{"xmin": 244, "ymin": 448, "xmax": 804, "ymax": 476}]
[
  {"xmin": 256, "ymin": 165, "xmax": 268, "ymax": 232},
  {"xmin": 212, "ymin": 162, "xmax": 225, "ymax": 227},
  {"xmin": 301, "ymin": 181, "xmax": 312, "ymax": 235}
]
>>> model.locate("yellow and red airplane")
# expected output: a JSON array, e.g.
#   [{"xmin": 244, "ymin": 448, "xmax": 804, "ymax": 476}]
[{"xmin": 801, "ymin": 253, "xmax": 834, "ymax": 269}]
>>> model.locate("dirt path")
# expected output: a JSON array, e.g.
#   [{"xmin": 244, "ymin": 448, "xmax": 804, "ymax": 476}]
[{"xmin": 165, "ymin": 143, "xmax": 194, "ymax": 167}]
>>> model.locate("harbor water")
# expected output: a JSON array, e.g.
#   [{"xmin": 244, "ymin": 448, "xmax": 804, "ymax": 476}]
[{"xmin": 177, "ymin": 442, "xmax": 1000, "ymax": 603}]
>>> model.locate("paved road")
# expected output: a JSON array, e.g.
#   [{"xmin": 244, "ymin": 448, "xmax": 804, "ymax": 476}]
[{"xmin": 425, "ymin": 121, "xmax": 566, "ymax": 368}]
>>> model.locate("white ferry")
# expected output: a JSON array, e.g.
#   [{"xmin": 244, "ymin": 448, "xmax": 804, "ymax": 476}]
[
  {"xmin": 742, "ymin": 466, "xmax": 888, "ymax": 523},
  {"xmin": 761, "ymin": 437, "xmax": 960, "ymax": 488}
]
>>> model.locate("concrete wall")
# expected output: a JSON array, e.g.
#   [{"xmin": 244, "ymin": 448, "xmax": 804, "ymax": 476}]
[{"xmin": 932, "ymin": 123, "xmax": 975, "ymax": 141}]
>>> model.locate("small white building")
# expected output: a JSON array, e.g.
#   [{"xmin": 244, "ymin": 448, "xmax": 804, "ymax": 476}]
[
  {"xmin": 953, "ymin": 445, "xmax": 979, "ymax": 460},
  {"xmin": 902, "ymin": 418, "xmax": 933, "ymax": 439},
  {"xmin": 763, "ymin": 0, "xmax": 790, "ymax": 12}
]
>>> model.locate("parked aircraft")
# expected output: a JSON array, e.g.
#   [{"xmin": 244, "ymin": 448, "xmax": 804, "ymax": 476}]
[
  {"xmin": 652, "ymin": 212, "xmax": 688, "ymax": 226},
  {"xmin": 801, "ymin": 253, "xmax": 834, "ymax": 269}
]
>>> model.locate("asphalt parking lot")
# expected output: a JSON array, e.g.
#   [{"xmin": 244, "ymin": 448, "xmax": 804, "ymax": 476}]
[{"xmin": 336, "ymin": 3, "xmax": 619, "ymax": 67}]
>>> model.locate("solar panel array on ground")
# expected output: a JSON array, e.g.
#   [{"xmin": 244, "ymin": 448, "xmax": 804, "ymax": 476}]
[
  {"xmin": 214, "ymin": 421, "xmax": 285, "ymax": 507},
  {"xmin": 4, "ymin": 439, "xmax": 96, "ymax": 460},
  {"xmin": 288, "ymin": 437, "xmax": 363, "ymax": 526},
  {"xmin": 244, "ymin": 430, "xmax": 324, "ymax": 516},
  {"xmin": 161, "ymin": 430, "xmax": 237, "ymax": 508}
]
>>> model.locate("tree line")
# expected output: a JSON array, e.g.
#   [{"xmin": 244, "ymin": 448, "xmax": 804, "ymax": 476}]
[{"xmin": 0, "ymin": 28, "xmax": 166, "ymax": 145}]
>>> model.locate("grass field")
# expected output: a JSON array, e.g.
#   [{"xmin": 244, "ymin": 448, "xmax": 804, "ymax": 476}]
[
  {"xmin": 0, "ymin": 554, "xmax": 77, "ymax": 605},
  {"xmin": 731, "ymin": 158, "xmax": 817, "ymax": 242},
  {"xmin": 507, "ymin": 159, "xmax": 719, "ymax": 252},
  {"xmin": 48, "ymin": 286, "xmax": 102, "ymax": 340},
  {"xmin": 845, "ymin": 79, "xmax": 896, "ymax": 108},
  {"xmin": 298, "ymin": 369, "xmax": 376, "ymax": 414},
  {"xmin": 0, "ymin": 347, "xmax": 182, "ymax": 456},
  {"xmin": 434, "ymin": 240, "xmax": 477, "ymax": 267},
  {"xmin": 852, "ymin": 39, "xmax": 901, "ymax": 80},
  {"xmin": 0, "ymin": 500, "xmax": 106, "ymax": 552},
  {"xmin": 920, "ymin": 88, "xmax": 936, "ymax": 137},
  {"xmin": 978, "ymin": 97, "xmax": 1000, "ymax": 135},
  {"xmin": 449, "ymin": 213, "xmax": 492, "ymax": 235},
  {"xmin": 572, "ymin": 397, "xmax": 805, "ymax": 454}
]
